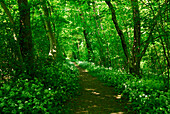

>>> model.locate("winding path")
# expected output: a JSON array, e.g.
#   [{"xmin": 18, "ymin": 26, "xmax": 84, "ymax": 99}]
[{"xmin": 65, "ymin": 63, "xmax": 133, "ymax": 114}]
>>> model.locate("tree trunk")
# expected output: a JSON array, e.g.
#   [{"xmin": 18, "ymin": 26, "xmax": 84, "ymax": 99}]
[
  {"xmin": 92, "ymin": 2, "xmax": 107, "ymax": 66},
  {"xmin": 40, "ymin": 0, "xmax": 57, "ymax": 59},
  {"xmin": 129, "ymin": 0, "xmax": 141, "ymax": 75},
  {"xmin": 83, "ymin": 30, "xmax": 94, "ymax": 61},
  {"xmin": 105, "ymin": 1, "xmax": 129, "ymax": 61},
  {"xmin": 105, "ymin": 0, "xmax": 160, "ymax": 76},
  {"xmin": 18, "ymin": 0, "xmax": 33, "ymax": 75},
  {"xmin": 159, "ymin": 1, "xmax": 169, "ymax": 91},
  {"xmin": 1, "ymin": 0, "xmax": 23, "ymax": 64}
]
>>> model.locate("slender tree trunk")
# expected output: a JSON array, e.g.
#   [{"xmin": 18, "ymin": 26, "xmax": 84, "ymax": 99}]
[
  {"xmin": 158, "ymin": 1, "xmax": 169, "ymax": 91},
  {"xmin": 78, "ymin": 4, "xmax": 94, "ymax": 62},
  {"xmin": 160, "ymin": 35, "xmax": 169, "ymax": 91},
  {"xmin": 76, "ymin": 41, "xmax": 80, "ymax": 60},
  {"xmin": 1, "ymin": 0, "xmax": 23, "ymax": 63},
  {"xmin": 83, "ymin": 30, "xmax": 94, "ymax": 61},
  {"xmin": 92, "ymin": 2, "xmax": 108, "ymax": 66},
  {"xmin": 18, "ymin": 0, "xmax": 33, "ymax": 75},
  {"xmin": 105, "ymin": 1, "xmax": 130, "ymax": 69},
  {"xmin": 130, "ymin": 0, "xmax": 141, "ymax": 75},
  {"xmin": 40, "ymin": 0, "xmax": 57, "ymax": 59},
  {"xmin": 105, "ymin": 1, "xmax": 129, "ymax": 61},
  {"xmin": 47, "ymin": 1, "xmax": 56, "ymax": 35}
]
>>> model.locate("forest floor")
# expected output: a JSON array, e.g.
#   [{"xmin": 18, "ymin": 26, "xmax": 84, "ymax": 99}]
[{"xmin": 64, "ymin": 63, "xmax": 134, "ymax": 114}]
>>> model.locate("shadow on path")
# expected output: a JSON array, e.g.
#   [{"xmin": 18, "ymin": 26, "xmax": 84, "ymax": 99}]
[{"xmin": 65, "ymin": 63, "xmax": 133, "ymax": 114}]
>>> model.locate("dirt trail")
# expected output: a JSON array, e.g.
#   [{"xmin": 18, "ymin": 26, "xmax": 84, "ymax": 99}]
[{"xmin": 65, "ymin": 63, "xmax": 131, "ymax": 114}]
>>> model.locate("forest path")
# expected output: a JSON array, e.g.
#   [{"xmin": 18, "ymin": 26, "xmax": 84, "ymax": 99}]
[{"xmin": 64, "ymin": 63, "xmax": 131, "ymax": 114}]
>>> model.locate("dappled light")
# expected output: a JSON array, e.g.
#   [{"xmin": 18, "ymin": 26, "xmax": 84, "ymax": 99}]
[
  {"xmin": 92, "ymin": 91, "xmax": 100, "ymax": 95},
  {"xmin": 82, "ymin": 69, "xmax": 88, "ymax": 73},
  {"xmin": 115, "ymin": 95, "xmax": 122, "ymax": 99},
  {"xmin": 85, "ymin": 88, "xmax": 96, "ymax": 91}
]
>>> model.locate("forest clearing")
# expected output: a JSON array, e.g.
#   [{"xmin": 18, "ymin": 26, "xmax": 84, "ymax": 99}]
[{"xmin": 0, "ymin": 0, "xmax": 169, "ymax": 113}]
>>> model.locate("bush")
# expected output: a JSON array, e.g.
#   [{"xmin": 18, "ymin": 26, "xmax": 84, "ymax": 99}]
[
  {"xmin": 100, "ymin": 72, "xmax": 133, "ymax": 93},
  {"xmin": 123, "ymin": 79, "xmax": 169, "ymax": 113},
  {"xmin": 77, "ymin": 61, "xmax": 92, "ymax": 69},
  {"xmin": 0, "ymin": 61, "xmax": 80, "ymax": 113}
]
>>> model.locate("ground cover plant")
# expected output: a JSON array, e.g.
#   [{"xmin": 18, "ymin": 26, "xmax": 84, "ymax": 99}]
[
  {"xmin": 123, "ymin": 79, "xmax": 169, "ymax": 113},
  {"xmin": 0, "ymin": 60, "xmax": 80, "ymax": 113},
  {"xmin": 77, "ymin": 61, "xmax": 170, "ymax": 113}
]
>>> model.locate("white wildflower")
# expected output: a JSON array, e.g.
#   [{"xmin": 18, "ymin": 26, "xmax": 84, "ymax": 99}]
[{"xmin": 109, "ymin": 67, "xmax": 112, "ymax": 70}]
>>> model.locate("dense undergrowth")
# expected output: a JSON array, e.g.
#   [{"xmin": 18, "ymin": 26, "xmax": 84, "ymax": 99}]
[
  {"xmin": 77, "ymin": 61, "xmax": 170, "ymax": 114},
  {"xmin": 0, "ymin": 60, "xmax": 80, "ymax": 113}
]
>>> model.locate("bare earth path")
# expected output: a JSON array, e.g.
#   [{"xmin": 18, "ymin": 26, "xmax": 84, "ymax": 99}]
[{"xmin": 64, "ymin": 63, "xmax": 132, "ymax": 114}]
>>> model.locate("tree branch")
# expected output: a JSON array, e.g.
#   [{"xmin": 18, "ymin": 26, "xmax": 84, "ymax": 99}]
[{"xmin": 105, "ymin": 0, "xmax": 129, "ymax": 60}]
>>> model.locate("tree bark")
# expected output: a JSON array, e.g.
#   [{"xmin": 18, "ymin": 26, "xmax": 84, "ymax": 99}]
[
  {"xmin": 1, "ymin": 0, "xmax": 23, "ymax": 63},
  {"xmin": 105, "ymin": 1, "xmax": 129, "ymax": 61},
  {"xmin": 92, "ymin": 2, "xmax": 108, "ymax": 66},
  {"xmin": 40, "ymin": 0, "xmax": 57, "ymax": 59},
  {"xmin": 83, "ymin": 30, "xmax": 94, "ymax": 61},
  {"xmin": 18, "ymin": 0, "xmax": 33, "ymax": 75},
  {"xmin": 130, "ymin": 0, "xmax": 141, "ymax": 75},
  {"xmin": 78, "ymin": 4, "xmax": 94, "ymax": 62}
]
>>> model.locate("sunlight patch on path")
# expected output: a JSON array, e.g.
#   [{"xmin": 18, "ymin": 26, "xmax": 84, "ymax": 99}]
[
  {"xmin": 92, "ymin": 91, "xmax": 100, "ymax": 95},
  {"xmin": 85, "ymin": 88, "xmax": 96, "ymax": 91}
]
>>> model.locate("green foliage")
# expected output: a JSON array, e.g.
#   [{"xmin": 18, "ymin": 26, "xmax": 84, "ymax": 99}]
[
  {"xmin": 100, "ymin": 72, "xmax": 133, "ymax": 93},
  {"xmin": 123, "ymin": 79, "xmax": 169, "ymax": 113},
  {"xmin": 77, "ymin": 61, "xmax": 93, "ymax": 69},
  {"xmin": 0, "ymin": 61, "xmax": 80, "ymax": 113}
]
